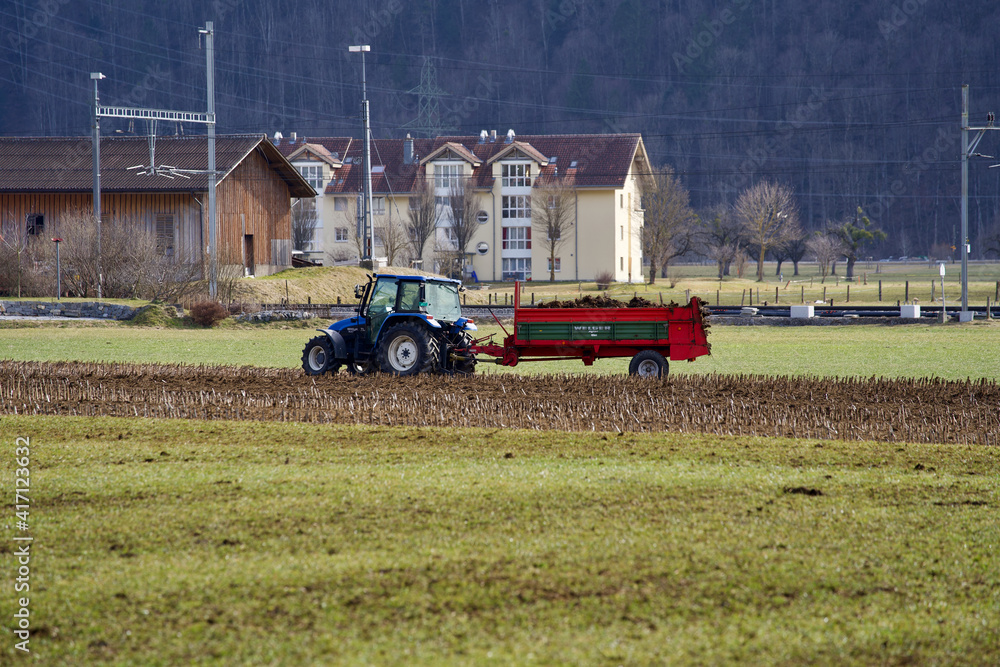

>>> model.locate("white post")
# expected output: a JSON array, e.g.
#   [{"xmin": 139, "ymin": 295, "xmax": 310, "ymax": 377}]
[{"xmin": 939, "ymin": 262, "xmax": 946, "ymax": 323}]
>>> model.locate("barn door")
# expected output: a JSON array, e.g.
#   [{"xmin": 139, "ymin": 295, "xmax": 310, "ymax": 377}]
[{"xmin": 244, "ymin": 235, "xmax": 255, "ymax": 276}]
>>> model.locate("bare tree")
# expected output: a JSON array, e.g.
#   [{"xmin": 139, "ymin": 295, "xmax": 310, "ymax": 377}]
[
  {"xmin": 375, "ymin": 208, "xmax": 409, "ymax": 268},
  {"xmin": 531, "ymin": 176, "xmax": 575, "ymax": 281},
  {"xmin": 807, "ymin": 233, "xmax": 846, "ymax": 282},
  {"xmin": 332, "ymin": 195, "xmax": 365, "ymax": 263},
  {"xmin": 735, "ymin": 181, "xmax": 800, "ymax": 282},
  {"xmin": 45, "ymin": 211, "xmax": 204, "ymax": 300},
  {"xmin": 291, "ymin": 199, "xmax": 318, "ymax": 252},
  {"xmin": 446, "ymin": 177, "xmax": 480, "ymax": 280},
  {"xmin": 698, "ymin": 205, "xmax": 743, "ymax": 279},
  {"xmin": 641, "ymin": 165, "xmax": 696, "ymax": 284},
  {"xmin": 406, "ymin": 177, "xmax": 439, "ymax": 268},
  {"xmin": 0, "ymin": 214, "xmax": 31, "ymax": 297},
  {"xmin": 785, "ymin": 235, "xmax": 809, "ymax": 276}
]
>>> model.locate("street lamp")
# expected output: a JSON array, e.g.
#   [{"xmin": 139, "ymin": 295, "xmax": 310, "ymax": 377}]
[
  {"xmin": 349, "ymin": 45, "xmax": 374, "ymax": 269},
  {"xmin": 52, "ymin": 237, "xmax": 62, "ymax": 300}
]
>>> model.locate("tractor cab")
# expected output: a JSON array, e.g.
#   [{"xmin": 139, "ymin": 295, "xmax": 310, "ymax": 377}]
[{"xmin": 302, "ymin": 274, "xmax": 476, "ymax": 376}]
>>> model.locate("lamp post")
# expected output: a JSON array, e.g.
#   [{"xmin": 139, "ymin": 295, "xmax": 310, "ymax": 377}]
[
  {"xmin": 90, "ymin": 71, "xmax": 105, "ymax": 298},
  {"xmin": 52, "ymin": 237, "xmax": 62, "ymax": 300},
  {"xmin": 349, "ymin": 44, "xmax": 373, "ymax": 269}
]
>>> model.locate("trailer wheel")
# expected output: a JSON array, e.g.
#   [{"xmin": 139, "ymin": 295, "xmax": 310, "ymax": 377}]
[
  {"xmin": 302, "ymin": 336, "xmax": 338, "ymax": 375},
  {"xmin": 629, "ymin": 350, "xmax": 668, "ymax": 378},
  {"xmin": 377, "ymin": 323, "xmax": 437, "ymax": 376}
]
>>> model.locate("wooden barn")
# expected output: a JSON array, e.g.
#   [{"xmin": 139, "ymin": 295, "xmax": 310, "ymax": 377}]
[{"xmin": 0, "ymin": 135, "xmax": 314, "ymax": 276}]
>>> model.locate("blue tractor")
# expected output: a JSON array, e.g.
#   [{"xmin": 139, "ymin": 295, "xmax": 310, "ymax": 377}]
[{"xmin": 301, "ymin": 274, "xmax": 479, "ymax": 376}]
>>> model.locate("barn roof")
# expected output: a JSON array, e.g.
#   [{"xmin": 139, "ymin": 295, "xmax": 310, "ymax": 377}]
[{"xmin": 0, "ymin": 135, "xmax": 315, "ymax": 197}]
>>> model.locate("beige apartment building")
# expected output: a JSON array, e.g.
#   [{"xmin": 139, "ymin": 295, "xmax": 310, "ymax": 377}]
[{"xmin": 277, "ymin": 131, "xmax": 648, "ymax": 283}]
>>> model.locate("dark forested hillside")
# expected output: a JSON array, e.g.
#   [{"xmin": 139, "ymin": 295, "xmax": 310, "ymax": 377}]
[{"xmin": 3, "ymin": 0, "xmax": 1000, "ymax": 256}]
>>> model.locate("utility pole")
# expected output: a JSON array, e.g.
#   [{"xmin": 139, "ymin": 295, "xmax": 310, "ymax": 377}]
[
  {"xmin": 90, "ymin": 72, "xmax": 105, "ymax": 298},
  {"xmin": 200, "ymin": 22, "xmax": 217, "ymax": 297},
  {"xmin": 349, "ymin": 44, "xmax": 373, "ymax": 270},
  {"xmin": 93, "ymin": 24, "xmax": 218, "ymax": 297},
  {"xmin": 960, "ymin": 85, "xmax": 998, "ymax": 317}
]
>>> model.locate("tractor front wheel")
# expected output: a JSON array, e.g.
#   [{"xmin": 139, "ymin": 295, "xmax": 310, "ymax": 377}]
[
  {"xmin": 628, "ymin": 350, "xmax": 668, "ymax": 378},
  {"xmin": 302, "ymin": 336, "xmax": 339, "ymax": 375},
  {"xmin": 377, "ymin": 323, "xmax": 438, "ymax": 376}
]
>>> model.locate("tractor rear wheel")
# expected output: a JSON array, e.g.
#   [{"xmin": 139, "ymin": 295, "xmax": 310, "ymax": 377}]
[
  {"xmin": 377, "ymin": 323, "xmax": 438, "ymax": 376},
  {"xmin": 629, "ymin": 350, "xmax": 668, "ymax": 378},
  {"xmin": 302, "ymin": 336, "xmax": 339, "ymax": 375},
  {"xmin": 455, "ymin": 333, "xmax": 476, "ymax": 374}
]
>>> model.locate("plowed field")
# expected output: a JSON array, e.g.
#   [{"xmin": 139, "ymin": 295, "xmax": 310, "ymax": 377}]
[{"xmin": 2, "ymin": 360, "xmax": 997, "ymax": 444}]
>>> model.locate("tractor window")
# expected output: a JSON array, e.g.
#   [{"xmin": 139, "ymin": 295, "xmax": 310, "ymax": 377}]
[
  {"xmin": 423, "ymin": 281, "xmax": 462, "ymax": 322},
  {"xmin": 367, "ymin": 278, "xmax": 399, "ymax": 342},
  {"xmin": 399, "ymin": 281, "xmax": 421, "ymax": 312}
]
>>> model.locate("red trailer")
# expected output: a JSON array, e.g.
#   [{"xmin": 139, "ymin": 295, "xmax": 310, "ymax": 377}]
[{"xmin": 471, "ymin": 283, "xmax": 711, "ymax": 377}]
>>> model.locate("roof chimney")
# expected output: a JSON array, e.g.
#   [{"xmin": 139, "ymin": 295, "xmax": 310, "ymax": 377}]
[
  {"xmin": 505, "ymin": 129, "xmax": 515, "ymax": 143},
  {"xmin": 290, "ymin": 131, "xmax": 298, "ymax": 143},
  {"xmin": 479, "ymin": 130, "xmax": 488, "ymax": 144},
  {"xmin": 490, "ymin": 130, "xmax": 497, "ymax": 143},
  {"xmin": 404, "ymin": 133, "xmax": 414, "ymax": 164},
  {"xmin": 272, "ymin": 131, "xmax": 283, "ymax": 145}
]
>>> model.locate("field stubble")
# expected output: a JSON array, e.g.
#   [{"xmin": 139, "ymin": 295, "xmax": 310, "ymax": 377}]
[{"xmin": 2, "ymin": 360, "xmax": 997, "ymax": 445}]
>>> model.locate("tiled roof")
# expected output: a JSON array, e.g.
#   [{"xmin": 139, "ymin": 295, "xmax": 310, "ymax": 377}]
[
  {"xmin": 274, "ymin": 136, "xmax": 353, "ymax": 163},
  {"xmin": 322, "ymin": 136, "xmax": 436, "ymax": 196},
  {"xmin": 285, "ymin": 142, "xmax": 342, "ymax": 167},
  {"xmin": 311, "ymin": 133, "xmax": 642, "ymax": 197},
  {"xmin": 0, "ymin": 135, "xmax": 314, "ymax": 197},
  {"xmin": 436, "ymin": 133, "xmax": 644, "ymax": 189},
  {"xmin": 419, "ymin": 141, "xmax": 482, "ymax": 167}
]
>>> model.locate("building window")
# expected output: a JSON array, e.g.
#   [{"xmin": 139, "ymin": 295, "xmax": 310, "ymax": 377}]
[
  {"xmin": 548, "ymin": 257, "xmax": 561, "ymax": 273},
  {"xmin": 334, "ymin": 197, "xmax": 348, "ymax": 211},
  {"xmin": 298, "ymin": 164, "xmax": 325, "ymax": 191},
  {"xmin": 501, "ymin": 195, "xmax": 531, "ymax": 219},
  {"xmin": 501, "ymin": 163, "xmax": 531, "ymax": 188},
  {"xmin": 26, "ymin": 214, "xmax": 44, "ymax": 236},
  {"xmin": 335, "ymin": 227, "xmax": 349, "ymax": 242},
  {"xmin": 620, "ymin": 225, "xmax": 624, "ymax": 240},
  {"xmin": 373, "ymin": 197, "xmax": 385, "ymax": 214},
  {"xmin": 155, "ymin": 214, "xmax": 175, "ymax": 257},
  {"xmin": 620, "ymin": 194, "xmax": 624, "ymax": 208},
  {"xmin": 502, "ymin": 257, "xmax": 531, "ymax": 281},
  {"xmin": 620, "ymin": 257, "xmax": 624, "ymax": 270},
  {"xmin": 502, "ymin": 226, "xmax": 531, "ymax": 250},
  {"xmin": 434, "ymin": 163, "xmax": 463, "ymax": 189}
]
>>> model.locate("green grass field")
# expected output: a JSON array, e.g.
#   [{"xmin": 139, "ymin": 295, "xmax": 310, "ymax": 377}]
[
  {"xmin": 1, "ymin": 320, "xmax": 998, "ymax": 380},
  {"xmin": 2, "ymin": 416, "xmax": 997, "ymax": 665},
  {"xmin": 1, "ymin": 308, "xmax": 998, "ymax": 664}
]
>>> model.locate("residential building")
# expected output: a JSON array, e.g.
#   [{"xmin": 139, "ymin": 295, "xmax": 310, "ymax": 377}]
[
  {"xmin": 0, "ymin": 135, "xmax": 314, "ymax": 277},
  {"xmin": 274, "ymin": 131, "xmax": 648, "ymax": 282}
]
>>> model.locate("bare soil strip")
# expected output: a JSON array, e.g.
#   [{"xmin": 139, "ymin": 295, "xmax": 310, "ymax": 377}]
[{"xmin": 1, "ymin": 360, "xmax": 997, "ymax": 444}]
